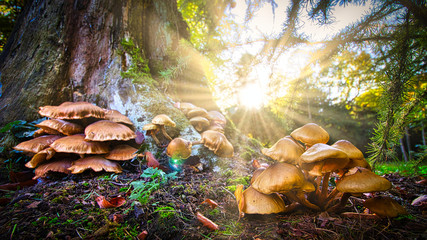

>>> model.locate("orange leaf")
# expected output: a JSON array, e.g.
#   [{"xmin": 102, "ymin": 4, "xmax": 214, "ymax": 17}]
[
  {"xmin": 196, "ymin": 212, "xmax": 219, "ymax": 231},
  {"xmin": 137, "ymin": 230, "xmax": 148, "ymax": 240},
  {"xmin": 145, "ymin": 151, "xmax": 160, "ymax": 169},
  {"xmin": 201, "ymin": 199, "xmax": 218, "ymax": 209},
  {"xmin": 95, "ymin": 196, "xmax": 126, "ymax": 208}
]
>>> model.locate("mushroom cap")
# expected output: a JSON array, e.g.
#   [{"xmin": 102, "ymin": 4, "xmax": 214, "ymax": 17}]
[
  {"xmin": 290, "ymin": 123, "xmax": 329, "ymax": 146},
  {"xmin": 250, "ymin": 167, "xmax": 266, "ymax": 184},
  {"xmin": 14, "ymin": 135, "xmax": 63, "ymax": 154},
  {"xmin": 237, "ymin": 186, "xmax": 288, "ymax": 214},
  {"xmin": 25, "ymin": 147, "xmax": 56, "ymax": 168},
  {"xmin": 68, "ymin": 156, "xmax": 122, "ymax": 174},
  {"xmin": 206, "ymin": 122, "xmax": 225, "ymax": 133},
  {"xmin": 39, "ymin": 101, "xmax": 105, "ymax": 119},
  {"xmin": 142, "ymin": 123, "xmax": 159, "ymax": 131},
  {"xmin": 50, "ymin": 134, "xmax": 109, "ymax": 154},
  {"xmin": 299, "ymin": 143, "xmax": 350, "ymax": 176},
  {"xmin": 201, "ymin": 130, "xmax": 234, "ymax": 157},
  {"xmin": 152, "ymin": 114, "xmax": 176, "ymax": 127},
  {"xmin": 189, "ymin": 116, "xmax": 210, "ymax": 132},
  {"xmin": 252, "ymin": 163, "xmax": 313, "ymax": 194},
  {"xmin": 85, "ymin": 120, "xmax": 136, "ymax": 141},
  {"xmin": 262, "ymin": 136, "xmax": 304, "ymax": 164},
  {"xmin": 103, "ymin": 109, "xmax": 134, "ymax": 126},
  {"xmin": 336, "ymin": 167, "xmax": 392, "ymax": 194},
  {"xmin": 34, "ymin": 159, "xmax": 73, "ymax": 179},
  {"xmin": 104, "ymin": 144, "xmax": 139, "ymax": 161},
  {"xmin": 207, "ymin": 111, "xmax": 226, "ymax": 125},
  {"xmin": 187, "ymin": 107, "xmax": 209, "ymax": 119},
  {"xmin": 331, "ymin": 140, "xmax": 370, "ymax": 169},
  {"xmin": 166, "ymin": 138, "xmax": 192, "ymax": 160},
  {"xmin": 174, "ymin": 102, "xmax": 197, "ymax": 115},
  {"xmin": 35, "ymin": 119, "xmax": 84, "ymax": 136},
  {"xmin": 363, "ymin": 196, "xmax": 407, "ymax": 217}
]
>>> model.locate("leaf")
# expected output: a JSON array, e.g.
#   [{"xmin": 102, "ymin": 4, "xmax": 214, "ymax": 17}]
[
  {"xmin": 0, "ymin": 120, "xmax": 26, "ymax": 133},
  {"xmin": 137, "ymin": 230, "xmax": 148, "ymax": 240},
  {"xmin": 196, "ymin": 212, "xmax": 219, "ymax": 231},
  {"xmin": 135, "ymin": 131, "xmax": 145, "ymax": 144},
  {"xmin": 95, "ymin": 196, "xmax": 126, "ymax": 208},
  {"xmin": 145, "ymin": 151, "xmax": 160, "ymax": 169},
  {"xmin": 201, "ymin": 199, "xmax": 218, "ymax": 209}
]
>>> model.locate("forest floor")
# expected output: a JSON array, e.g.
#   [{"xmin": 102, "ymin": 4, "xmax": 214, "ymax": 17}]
[{"xmin": 0, "ymin": 152, "xmax": 426, "ymax": 240}]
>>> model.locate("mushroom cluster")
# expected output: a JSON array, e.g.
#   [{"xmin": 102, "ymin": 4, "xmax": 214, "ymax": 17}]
[
  {"xmin": 14, "ymin": 102, "xmax": 140, "ymax": 179},
  {"xmin": 166, "ymin": 102, "xmax": 234, "ymax": 161},
  {"xmin": 235, "ymin": 123, "xmax": 406, "ymax": 217}
]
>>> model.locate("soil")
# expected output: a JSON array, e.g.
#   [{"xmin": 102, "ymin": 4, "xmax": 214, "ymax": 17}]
[{"xmin": 0, "ymin": 154, "xmax": 426, "ymax": 240}]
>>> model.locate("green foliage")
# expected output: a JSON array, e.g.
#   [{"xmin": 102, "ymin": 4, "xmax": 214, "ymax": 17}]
[
  {"xmin": 129, "ymin": 167, "xmax": 177, "ymax": 205},
  {"xmin": 120, "ymin": 39, "xmax": 152, "ymax": 84},
  {"xmin": 374, "ymin": 161, "xmax": 427, "ymax": 176},
  {"xmin": 0, "ymin": 0, "xmax": 25, "ymax": 52}
]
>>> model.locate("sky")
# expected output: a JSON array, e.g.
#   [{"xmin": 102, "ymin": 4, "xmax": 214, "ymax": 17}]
[{"xmin": 214, "ymin": 0, "xmax": 373, "ymax": 109}]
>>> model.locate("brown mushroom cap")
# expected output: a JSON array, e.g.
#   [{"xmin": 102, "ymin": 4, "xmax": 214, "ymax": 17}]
[
  {"xmin": 250, "ymin": 167, "xmax": 266, "ymax": 184},
  {"xmin": 331, "ymin": 140, "xmax": 370, "ymax": 170},
  {"xmin": 142, "ymin": 123, "xmax": 159, "ymax": 132},
  {"xmin": 201, "ymin": 130, "xmax": 234, "ymax": 157},
  {"xmin": 152, "ymin": 114, "xmax": 176, "ymax": 127},
  {"xmin": 103, "ymin": 109, "xmax": 134, "ymax": 127},
  {"xmin": 25, "ymin": 147, "xmax": 56, "ymax": 168},
  {"xmin": 206, "ymin": 122, "xmax": 225, "ymax": 133},
  {"xmin": 68, "ymin": 156, "xmax": 122, "ymax": 174},
  {"xmin": 290, "ymin": 123, "xmax": 329, "ymax": 147},
  {"xmin": 39, "ymin": 101, "xmax": 105, "ymax": 119},
  {"xmin": 50, "ymin": 134, "xmax": 109, "ymax": 154},
  {"xmin": 189, "ymin": 116, "xmax": 210, "ymax": 132},
  {"xmin": 207, "ymin": 111, "xmax": 226, "ymax": 125},
  {"xmin": 166, "ymin": 138, "xmax": 192, "ymax": 160},
  {"xmin": 299, "ymin": 143, "xmax": 350, "ymax": 176},
  {"xmin": 14, "ymin": 135, "xmax": 63, "ymax": 154},
  {"xmin": 252, "ymin": 163, "xmax": 314, "ymax": 194},
  {"xmin": 336, "ymin": 167, "xmax": 392, "ymax": 194},
  {"xmin": 36, "ymin": 119, "xmax": 84, "ymax": 136},
  {"xmin": 174, "ymin": 102, "xmax": 197, "ymax": 115},
  {"xmin": 34, "ymin": 159, "xmax": 73, "ymax": 179},
  {"xmin": 237, "ymin": 186, "xmax": 288, "ymax": 214},
  {"xmin": 363, "ymin": 196, "xmax": 408, "ymax": 217},
  {"xmin": 187, "ymin": 107, "xmax": 209, "ymax": 119},
  {"xmin": 104, "ymin": 144, "xmax": 139, "ymax": 161},
  {"xmin": 262, "ymin": 136, "xmax": 304, "ymax": 164},
  {"xmin": 85, "ymin": 120, "xmax": 136, "ymax": 141}
]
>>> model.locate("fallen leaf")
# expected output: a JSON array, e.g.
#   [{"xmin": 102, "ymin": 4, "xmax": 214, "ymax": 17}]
[
  {"xmin": 145, "ymin": 151, "xmax": 160, "ymax": 169},
  {"xmin": 135, "ymin": 131, "xmax": 145, "ymax": 144},
  {"xmin": 137, "ymin": 230, "xmax": 148, "ymax": 240},
  {"xmin": 201, "ymin": 199, "xmax": 219, "ymax": 209},
  {"xmin": 26, "ymin": 201, "xmax": 41, "ymax": 209},
  {"xmin": 196, "ymin": 212, "xmax": 219, "ymax": 231},
  {"xmin": 96, "ymin": 196, "xmax": 126, "ymax": 208}
]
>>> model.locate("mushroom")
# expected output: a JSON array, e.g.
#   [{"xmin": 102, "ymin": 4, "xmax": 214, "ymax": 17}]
[
  {"xmin": 197, "ymin": 130, "xmax": 234, "ymax": 158},
  {"xmin": 363, "ymin": 196, "xmax": 408, "ymax": 218},
  {"xmin": 151, "ymin": 114, "xmax": 176, "ymax": 141},
  {"xmin": 84, "ymin": 120, "xmax": 136, "ymax": 142},
  {"xmin": 331, "ymin": 140, "xmax": 370, "ymax": 171},
  {"xmin": 68, "ymin": 156, "xmax": 123, "ymax": 174},
  {"xmin": 38, "ymin": 101, "xmax": 105, "ymax": 120},
  {"xmin": 104, "ymin": 144, "xmax": 141, "ymax": 161},
  {"xmin": 251, "ymin": 163, "xmax": 319, "ymax": 210},
  {"xmin": 35, "ymin": 119, "xmax": 84, "ymax": 136},
  {"xmin": 290, "ymin": 123, "xmax": 329, "ymax": 149},
  {"xmin": 34, "ymin": 159, "xmax": 73, "ymax": 179},
  {"xmin": 187, "ymin": 107, "xmax": 209, "ymax": 119},
  {"xmin": 207, "ymin": 111, "xmax": 226, "ymax": 126},
  {"xmin": 298, "ymin": 143, "xmax": 349, "ymax": 207},
  {"xmin": 250, "ymin": 167, "xmax": 266, "ymax": 184},
  {"xmin": 174, "ymin": 102, "xmax": 197, "ymax": 115},
  {"xmin": 234, "ymin": 185, "xmax": 291, "ymax": 217},
  {"xmin": 166, "ymin": 138, "xmax": 192, "ymax": 160},
  {"xmin": 103, "ymin": 109, "xmax": 134, "ymax": 128},
  {"xmin": 189, "ymin": 116, "xmax": 210, "ymax": 132},
  {"xmin": 327, "ymin": 167, "xmax": 392, "ymax": 212},
  {"xmin": 50, "ymin": 134, "xmax": 109, "ymax": 157},
  {"xmin": 261, "ymin": 136, "xmax": 304, "ymax": 164},
  {"xmin": 142, "ymin": 123, "xmax": 162, "ymax": 146},
  {"xmin": 13, "ymin": 135, "xmax": 63, "ymax": 155},
  {"xmin": 25, "ymin": 147, "xmax": 56, "ymax": 168}
]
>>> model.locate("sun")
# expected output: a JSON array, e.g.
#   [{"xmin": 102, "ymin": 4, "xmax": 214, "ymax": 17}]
[{"xmin": 238, "ymin": 84, "xmax": 265, "ymax": 109}]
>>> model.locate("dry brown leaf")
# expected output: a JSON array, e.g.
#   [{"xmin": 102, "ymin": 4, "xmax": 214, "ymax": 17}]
[
  {"xmin": 95, "ymin": 196, "xmax": 126, "ymax": 208},
  {"xmin": 196, "ymin": 212, "xmax": 219, "ymax": 231},
  {"xmin": 201, "ymin": 199, "xmax": 219, "ymax": 209}
]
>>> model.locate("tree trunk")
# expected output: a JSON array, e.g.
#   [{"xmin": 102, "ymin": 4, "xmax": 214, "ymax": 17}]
[
  {"xmin": 0, "ymin": 0, "xmax": 218, "ymax": 129},
  {"xmin": 400, "ymin": 138, "xmax": 408, "ymax": 162},
  {"xmin": 405, "ymin": 127, "xmax": 411, "ymax": 160}
]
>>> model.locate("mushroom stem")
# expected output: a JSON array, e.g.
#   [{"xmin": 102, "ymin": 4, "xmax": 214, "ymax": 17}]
[
  {"xmin": 150, "ymin": 133, "xmax": 162, "ymax": 147},
  {"xmin": 324, "ymin": 188, "xmax": 340, "ymax": 209},
  {"xmin": 160, "ymin": 126, "xmax": 173, "ymax": 141},
  {"xmin": 326, "ymin": 192, "xmax": 351, "ymax": 212},
  {"xmin": 285, "ymin": 191, "xmax": 320, "ymax": 211},
  {"xmin": 320, "ymin": 172, "xmax": 331, "ymax": 202}
]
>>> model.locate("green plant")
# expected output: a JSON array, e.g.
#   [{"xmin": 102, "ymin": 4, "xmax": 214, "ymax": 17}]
[
  {"xmin": 374, "ymin": 161, "xmax": 427, "ymax": 176},
  {"xmin": 120, "ymin": 39, "xmax": 152, "ymax": 84},
  {"xmin": 129, "ymin": 167, "xmax": 177, "ymax": 205}
]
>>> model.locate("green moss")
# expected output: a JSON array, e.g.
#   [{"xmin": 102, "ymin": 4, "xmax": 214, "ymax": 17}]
[{"xmin": 120, "ymin": 39, "xmax": 153, "ymax": 85}]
